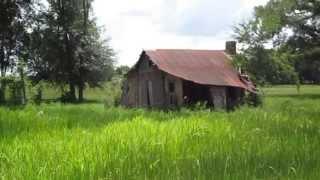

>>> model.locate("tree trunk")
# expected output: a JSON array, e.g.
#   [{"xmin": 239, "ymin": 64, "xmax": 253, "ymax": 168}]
[
  {"xmin": 0, "ymin": 80, "xmax": 5, "ymax": 104},
  {"xmin": 78, "ymin": 84, "xmax": 84, "ymax": 102},
  {"xmin": 78, "ymin": 0, "xmax": 88, "ymax": 103},
  {"xmin": 69, "ymin": 82, "xmax": 76, "ymax": 102},
  {"xmin": 19, "ymin": 67, "xmax": 26, "ymax": 105},
  {"xmin": 0, "ymin": 50, "xmax": 5, "ymax": 103}
]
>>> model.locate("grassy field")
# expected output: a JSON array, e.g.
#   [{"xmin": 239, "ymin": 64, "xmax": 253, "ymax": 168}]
[{"xmin": 0, "ymin": 85, "xmax": 320, "ymax": 179}]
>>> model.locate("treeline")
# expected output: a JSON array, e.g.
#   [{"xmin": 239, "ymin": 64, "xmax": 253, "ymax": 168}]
[
  {"xmin": 233, "ymin": 0, "xmax": 320, "ymax": 85},
  {"xmin": 0, "ymin": 0, "xmax": 116, "ymax": 104}
]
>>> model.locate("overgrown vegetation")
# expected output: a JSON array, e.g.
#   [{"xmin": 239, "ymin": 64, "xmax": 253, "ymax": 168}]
[
  {"xmin": 0, "ymin": 65, "xmax": 127, "ymax": 106},
  {"xmin": 0, "ymin": 85, "xmax": 319, "ymax": 179},
  {"xmin": 0, "ymin": 1, "xmax": 319, "ymax": 178}
]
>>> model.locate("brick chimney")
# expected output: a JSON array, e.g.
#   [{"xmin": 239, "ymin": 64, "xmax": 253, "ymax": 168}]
[{"xmin": 225, "ymin": 41, "xmax": 237, "ymax": 55}]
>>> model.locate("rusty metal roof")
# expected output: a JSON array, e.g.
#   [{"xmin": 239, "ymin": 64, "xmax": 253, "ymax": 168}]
[{"xmin": 141, "ymin": 49, "xmax": 256, "ymax": 92}]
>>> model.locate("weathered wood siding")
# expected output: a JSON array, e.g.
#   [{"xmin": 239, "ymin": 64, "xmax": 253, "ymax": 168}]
[
  {"xmin": 122, "ymin": 72, "xmax": 139, "ymax": 107},
  {"xmin": 122, "ymin": 55, "xmax": 165, "ymax": 108},
  {"xmin": 122, "ymin": 55, "xmax": 186, "ymax": 108},
  {"xmin": 138, "ymin": 57, "xmax": 165, "ymax": 108},
  {"xmin": 164, "ymin": 74, "xmax": 183, "ymax": 107}
]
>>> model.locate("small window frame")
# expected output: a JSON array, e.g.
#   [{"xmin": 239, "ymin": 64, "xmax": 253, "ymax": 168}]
[{"xmin": 168, "ymin": 82, "xmax": 175, "ymax": 93}]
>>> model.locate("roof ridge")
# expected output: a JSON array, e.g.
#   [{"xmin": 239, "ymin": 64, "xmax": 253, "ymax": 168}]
[
  {"xmin": 145, "ymin": 49, "xmax": 225, "ymax": 52},
  {"xmin": 157, "ymin": 49, "xmax": 224, "ymax": 51}
]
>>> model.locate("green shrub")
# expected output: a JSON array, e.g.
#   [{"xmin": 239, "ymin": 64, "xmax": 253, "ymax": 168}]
[
  {"xmin": 29, "ymin": 82, "xmax": 43, "ymax": 105},
  {"xmin": 60, "ymin": 91, "xmax": 76, "ymax": 103},
  {"xmin": 245, "ymin": 92, "xmax": 263, "ymax": 107},
  {"xmin": 7, "ymin": 78, "xmax": 25, "ymax": 105}
]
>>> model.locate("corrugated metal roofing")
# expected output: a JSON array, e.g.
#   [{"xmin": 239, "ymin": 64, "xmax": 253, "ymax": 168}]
[{"xmin": 141, "ymin": 49, "xmax": 256, "ymax": 92}]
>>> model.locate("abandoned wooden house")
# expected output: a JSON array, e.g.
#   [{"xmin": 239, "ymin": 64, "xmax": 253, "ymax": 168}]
[{"xmin": 120, "ymin": 41, "xmax": 256, "ymax": 109}]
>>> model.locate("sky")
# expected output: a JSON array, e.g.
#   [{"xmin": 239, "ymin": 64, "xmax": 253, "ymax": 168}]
[{"xmin": 93, "ymin": 0, "xmax": 269, "ymax": 66}]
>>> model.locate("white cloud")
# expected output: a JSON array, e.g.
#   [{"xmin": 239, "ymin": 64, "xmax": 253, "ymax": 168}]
[{"xmin": 93, "ymin": 0, "xmax": 269, "ymax": 66}]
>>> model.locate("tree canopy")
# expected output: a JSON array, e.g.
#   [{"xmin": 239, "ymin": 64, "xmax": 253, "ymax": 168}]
[
  {"xmin": 234, "ymin": 0, "xmax": 320, "ymax": 85},
  {"xmin": 0, "ymin": 0, "xmax": 115, "ymax": 104}
]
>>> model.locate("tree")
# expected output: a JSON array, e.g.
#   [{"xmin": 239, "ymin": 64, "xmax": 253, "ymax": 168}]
[
  {"xmin": 284, "ymin": 0, "xmax": 320, "ymax": 83},
  {"xmin": 0, "ymin": 0, "xmax": 35, "ymax": 103},
  {"xmin": 235, "ymin": 0, "xmax": 320, "ymax": 84},
  {"xmin": 115, "ymin": 65, "xmax": 130, "ymax": 77},
  {"xmin": 75, "ymin": 26, "xmax": 115, "ymax": 101},
  {"xmin": 233, "ymin": 19, "xmax": 298, "ymax": 85},
  {"xmin": 28, "ymin": 0, "xmax": 114, "ymax": 102}
]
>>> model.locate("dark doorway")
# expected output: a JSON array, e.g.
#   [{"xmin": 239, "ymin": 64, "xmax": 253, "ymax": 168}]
[
  {"xmin": 226, "ymin": 87, "xmax": 244, "ymax": 109},
  {"xmin": 182, "ymin": 80, "xmax": 212, "ymax": 106}
]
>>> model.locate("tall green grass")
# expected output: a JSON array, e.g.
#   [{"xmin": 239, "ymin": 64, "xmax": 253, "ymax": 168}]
[{"xmin": 0, "ymin": 86, "xmax": 320, "ymax": 179}]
